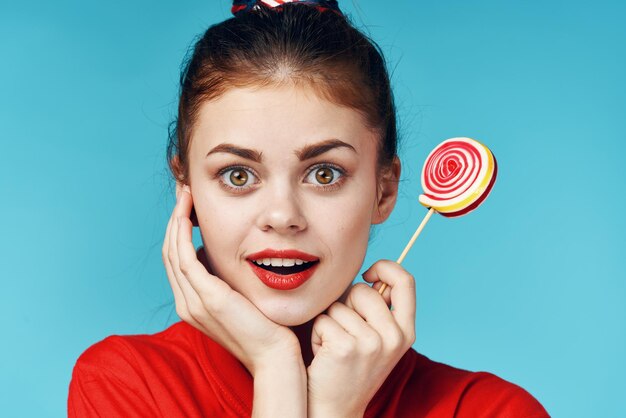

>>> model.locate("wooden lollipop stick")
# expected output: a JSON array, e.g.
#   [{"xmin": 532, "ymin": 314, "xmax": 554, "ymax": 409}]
[{"xmin": 378, "ymin": 207, "xmax": 435, "ymax": 295}]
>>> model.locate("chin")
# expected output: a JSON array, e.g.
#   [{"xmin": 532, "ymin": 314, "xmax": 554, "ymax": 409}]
[{"xmin": 255, "ymin": 299, "xmax": 322, "ymax": 327}]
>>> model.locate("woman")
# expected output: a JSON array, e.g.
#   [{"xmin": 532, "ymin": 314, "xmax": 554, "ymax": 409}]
[{"xmin": 68, "ymin": 1, "xmax": 549, "ymax": 416}]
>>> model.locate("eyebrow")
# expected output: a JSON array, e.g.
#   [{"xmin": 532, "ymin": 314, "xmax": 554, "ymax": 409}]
[
  {"xmin": 205, "ymin": 139, "xmax": 357, "ymax": 163},
  {"xmin": 205, "ymin": 143, "xmax": 263, "ymax": 162}
]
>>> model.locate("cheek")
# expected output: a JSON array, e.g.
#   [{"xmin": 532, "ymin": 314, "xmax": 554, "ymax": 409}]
[
  {"xmin": 318, "ymin": 193, "xmax": 373, "ymax": 265},
  {"xmin": 197, "ymin": 201, "xmax": 228, "ymax": 239},
  {"xmin": 332, "ymin": 178, "xmax": 379, "ymax": 271},
  {"xmin": 194, "ymin": 197, "xmax": 250, "ymax": 270},
  {"xmin": 331, "ymin": 206, "xmax": 371, "ymax": 245}
]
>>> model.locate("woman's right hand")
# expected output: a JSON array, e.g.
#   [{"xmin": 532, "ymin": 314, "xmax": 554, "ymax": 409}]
[{"xmin": 161, "ymin": 185, "xmax": 302, "ymax": 376}]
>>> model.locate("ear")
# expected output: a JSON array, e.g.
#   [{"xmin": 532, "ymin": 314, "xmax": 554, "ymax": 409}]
[{"xmin": 371, "ymin": 156, "xmax": 401, "ymax": 225}]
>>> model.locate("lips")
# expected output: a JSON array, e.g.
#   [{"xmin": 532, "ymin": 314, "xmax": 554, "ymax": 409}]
[
  {"xmin": 247, "ymin": 249, "xmax": 319, "ymax": 262},
  {"xmin": 246, "ymin": 249, "xmax": 320, "ymax": 290}
]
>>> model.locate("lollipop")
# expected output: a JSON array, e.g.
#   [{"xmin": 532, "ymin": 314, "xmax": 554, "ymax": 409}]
[
  {"xmin": 418, "ymin": 137, "xmax": 497, "ymax": 217},
  {"xmin": 378, "ymin": 137, "xmax": 497, "ymax": 295}
]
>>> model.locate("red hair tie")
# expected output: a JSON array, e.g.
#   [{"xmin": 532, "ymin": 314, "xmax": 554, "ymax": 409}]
[{"xmin": 232, "ymin": 0, "xmax": 343, "ymax": 17}]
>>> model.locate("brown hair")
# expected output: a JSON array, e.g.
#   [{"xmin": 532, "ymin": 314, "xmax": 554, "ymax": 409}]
[{"xmin": 167, "ymin": 4, "xmax": 398, "ymax": 184}]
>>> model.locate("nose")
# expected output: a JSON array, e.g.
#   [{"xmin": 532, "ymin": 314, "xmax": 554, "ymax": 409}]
[{"xmin": 256, "ymin": 185, "xmax": 307, "ymax": 234}]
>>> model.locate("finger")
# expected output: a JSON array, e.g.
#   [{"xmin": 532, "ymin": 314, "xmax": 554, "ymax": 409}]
[
  {"xmin": 177, "ymin": 215, "xmax": 230, "ymax": 304},
  {"xmin": 196, "ymin": 246, "xmax": 216, "ymax": 276},
  {"xmin": 311, "ymin": 313, "xmax": 355, "ymax": 357},
  {"xmin": 162, "ymin": 215, "xmax": 188, "ymax": 317},
  {"xmin": 344, "ymin": 283, "xmax": 402, "ymax": 346},
  {"xmin": 326, "ymin": 301, "xmax": 381, "ymax": 352},
  {"xmin": 371, "ymin": 280, "xmax": 391, "ymax": 307},
  {"xmin": 177, "ymin": 182, "xmax": 199, "ymax": 226},
  {"xmin": 169, "ymin": 213, "xmax": 205, "ymax": 316},
  {"xmin": 175, "ymin": 186, "xmax": 194, "ymax": 221},
  {"xmin": 362, "ymin": 260, "xmax": 416, "ymax": 337}
]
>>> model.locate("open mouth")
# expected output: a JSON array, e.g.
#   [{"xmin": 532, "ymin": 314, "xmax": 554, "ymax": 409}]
[
  {"xmin": 250, "ymin": 260, "xmax": 320, "ymax": 275},
  {"xmin": 246, "ymin": 250, "xmax": 321, "ymax": 290}
]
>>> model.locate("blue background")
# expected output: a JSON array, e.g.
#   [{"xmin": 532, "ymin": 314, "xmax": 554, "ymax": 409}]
[{"xmin": 1, "ymin": 0, "xmax": 624, "ymax": 416}]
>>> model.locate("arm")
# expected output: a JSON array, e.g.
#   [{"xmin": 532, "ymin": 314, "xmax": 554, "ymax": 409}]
[
  {"xmin": 165, "ymin": 187, "xmax": 308, "ymax": 417},
  {"xmin": 307, "ymin": 260, "xmax": 416, "ymax": 418},
  {"xmin": 252, "ymin": 353, "xmax": 308, "ymax": 418}
]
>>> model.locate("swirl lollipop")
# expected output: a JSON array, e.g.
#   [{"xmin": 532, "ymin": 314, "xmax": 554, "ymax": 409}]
[
  {"xmin": 378, "ymin": 137, "xmax": 497, "ymax": 295},
  {"xmin": 418, "ymin": 137, "xmax": 497, "ymax": 217}
]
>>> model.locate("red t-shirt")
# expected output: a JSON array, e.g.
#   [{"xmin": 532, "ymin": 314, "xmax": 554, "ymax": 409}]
[{"xmin": 68, "ymin": 321, "xmax": 549, "ymax": 417}]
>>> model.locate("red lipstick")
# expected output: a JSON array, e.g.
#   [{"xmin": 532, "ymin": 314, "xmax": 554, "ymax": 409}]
[
  {"xmin": 246, "ymin": 249, "xmax": 320, "ymax": 290},
  {"xmin": 247, "ymin": 249, "xmax": 319, "ymax": 262}
]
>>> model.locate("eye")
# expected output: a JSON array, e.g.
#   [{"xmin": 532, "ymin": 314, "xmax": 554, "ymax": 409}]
[
  {"xmin": 218, "ymin": 166, "xmax": 258, "ymax": 189},
  {"xmin": 305, "ymin": 164, "xmax": 345, "ymax": 187}
]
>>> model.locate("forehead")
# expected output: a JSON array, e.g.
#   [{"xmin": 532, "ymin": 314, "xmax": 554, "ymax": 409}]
[{"xmin": 190, "ymin": 84, "xmax": 379, "ymax": 156}]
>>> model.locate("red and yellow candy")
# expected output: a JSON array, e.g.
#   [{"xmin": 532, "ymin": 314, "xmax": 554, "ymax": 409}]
[
  {"xmin": 377, "ymin": 137, "xmax": 497, "ymax": 295},
  {"xmin": 418, "ymin": 137, "xmax": 497, "ymax": 217}
]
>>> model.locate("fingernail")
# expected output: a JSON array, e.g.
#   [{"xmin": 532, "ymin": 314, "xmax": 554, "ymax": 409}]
[{"xmin": 183, "ymin": 185, "xmax": 191, "ymax": 194}]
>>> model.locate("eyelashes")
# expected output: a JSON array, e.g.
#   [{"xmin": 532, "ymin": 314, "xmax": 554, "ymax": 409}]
[{"xmin": 215, "ymin": 163, "xmax": 348, "ymax": 194}]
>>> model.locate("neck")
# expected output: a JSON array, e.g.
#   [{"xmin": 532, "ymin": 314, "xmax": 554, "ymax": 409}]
[
  {"xmin": 290, "ymin": 287, "xmax": 352, "ymax": 367},
  {"xmin": 289, "ymin": 319, "xmax": 315, "ymax": 367}
]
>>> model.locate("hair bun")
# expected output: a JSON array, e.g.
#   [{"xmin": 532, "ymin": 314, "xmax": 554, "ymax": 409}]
[{"xmin": 232, "ymin": 0, "xmax": 342, "ymax": 17}]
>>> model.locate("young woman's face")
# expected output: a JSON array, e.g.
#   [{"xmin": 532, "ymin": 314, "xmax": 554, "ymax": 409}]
[{"xmin": 185, "ymin": 85, "xmax": 397, "ymax": 326}]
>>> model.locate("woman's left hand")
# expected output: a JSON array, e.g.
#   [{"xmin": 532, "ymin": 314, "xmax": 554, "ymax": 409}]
[{"xmin": 306, "ymin": 260, "xmax": 417, "ymax": 418}]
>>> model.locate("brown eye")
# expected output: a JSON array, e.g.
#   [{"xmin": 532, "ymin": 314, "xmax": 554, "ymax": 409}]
[
  {"xmin": 315, "ymin": 167, "xmax": 334, "ymax": 184},
  {"xmin": 229, "ymin": 169, "xmax": 248, "ymax": 186},
  {"xmin": 306, "ymin": 164, "xmax": 344, "ymax": 188}
]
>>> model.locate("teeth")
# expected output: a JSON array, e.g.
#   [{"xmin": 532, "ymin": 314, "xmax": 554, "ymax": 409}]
[{"xmin": 253, "ymin": 258, "xmax": 311, "ymax": 266}]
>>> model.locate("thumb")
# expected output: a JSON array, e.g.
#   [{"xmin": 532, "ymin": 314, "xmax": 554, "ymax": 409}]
[{"xmin": 361, "ymin": 267, "xmax": 392, "ymax": 307}]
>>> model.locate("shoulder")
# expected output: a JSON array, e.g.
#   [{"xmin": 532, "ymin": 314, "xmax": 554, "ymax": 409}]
[
  {"xmin": 68, "ymin": 322, "xmax": 199, "ymax": 417},
  {"xmin": 71, "ymin": 321, "xmax": 195, "ymax": 376},
  {"xmin": 453, "ymin": 370, "xmax": 549, "ymax": 417},
  {"xmin": 388, "ymin": 350, "xmax": 550, "ymax": 417}
]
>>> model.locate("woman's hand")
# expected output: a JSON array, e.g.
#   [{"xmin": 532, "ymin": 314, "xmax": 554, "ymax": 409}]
[
  {"xmin": 306, "ymin": 260, "xmax": 417, "ymax": 418},
  {"xmin": 161, "ymin": 186, "xmax": 302, "ymax": 375}
]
